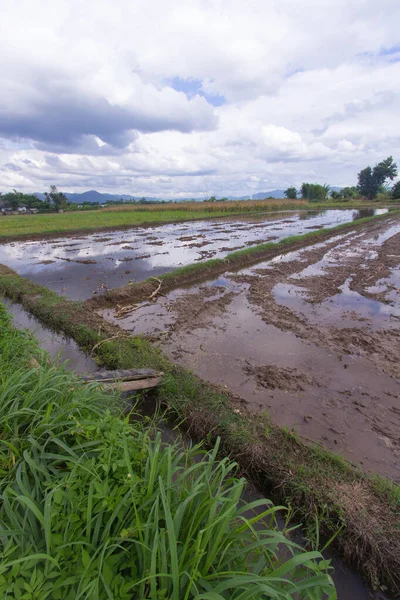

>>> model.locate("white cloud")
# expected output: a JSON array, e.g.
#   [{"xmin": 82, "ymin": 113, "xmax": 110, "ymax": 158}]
[{"xmin": 0, "ymin": 0, "xmax": 400, "ymax": 196}]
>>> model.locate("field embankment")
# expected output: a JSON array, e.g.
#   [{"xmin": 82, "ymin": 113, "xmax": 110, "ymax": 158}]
[
  {"xmin": 0, "ymin": 197, "xmax": 397, "ymax": 241},
  {"xmin": 0, "ymin": 216, "xmax": 399, "ymax": 593},
  {"xmin": 0, "ymin": 305, "xmax": 336, "ymax": 599}
]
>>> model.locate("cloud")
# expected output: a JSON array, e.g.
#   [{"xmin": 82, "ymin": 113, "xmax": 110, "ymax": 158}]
[{"xmin": 0, "ymin": 0, "xmax": 400, "ymax": 196}]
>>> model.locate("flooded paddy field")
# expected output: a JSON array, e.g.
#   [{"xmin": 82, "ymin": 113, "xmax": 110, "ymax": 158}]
[
  {"xmin": 0, "ymin": 208, "xmax": 386, "ymax": 300},
  {"xmin": 100, "ymin": 213, "xmax": 400, "ymax": 481}
]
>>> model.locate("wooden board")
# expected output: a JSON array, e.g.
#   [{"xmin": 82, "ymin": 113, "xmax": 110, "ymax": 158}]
[
  {"xmin": 101, "ymin": 377, "xmax": 163, "ymax": 392},
  {"xmin": 81, "ymin": 368, "xmax": 163, "ymax": 384}
]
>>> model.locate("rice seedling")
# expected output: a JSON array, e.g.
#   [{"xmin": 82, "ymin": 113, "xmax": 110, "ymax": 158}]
[{"xmin": 0, "ymin": 306, "xmax": 336, "ymax": 599}]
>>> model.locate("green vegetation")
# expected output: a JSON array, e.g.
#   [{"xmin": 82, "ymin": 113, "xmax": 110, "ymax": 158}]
[
  {"xmin": 0, "ymin": 190, "xmax": 46, "ymax": 211},
  {"xmin": 300, "ymin": 183, "xmax": 330, "ymax": 202},
  {"xmin": 284, "ymin": 187, "xmax": 297, "ymax": 199},
  {"xmin": 0, "ymin": 305, "xmax": 337, "ymax": 599},
  {"xmin": 44, "ymin": 184, "xmax": 68, "ymax": 211},
  {"xmin": 329, "ymin": 187, "xmax": 358, "ymax": 201},
  {"xmin": 357, "ymin": 156, "xmax": 398, "ymax": 200},
  {"xmin": 392, "ymin": 181, "xmax": 400, "ymax": 199}
]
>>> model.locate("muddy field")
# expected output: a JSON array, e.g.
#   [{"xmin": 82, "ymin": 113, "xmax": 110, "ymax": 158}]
[
  {"xmin": 0, "ymin": 208, "xmax": 386, "ymax": 300},
  {"xmin": 100, "ymin": 214, "xmax": 400, "ymax": 480}
]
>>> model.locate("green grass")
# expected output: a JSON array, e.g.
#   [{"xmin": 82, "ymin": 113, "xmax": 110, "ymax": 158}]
[{"xmin": 0, "ymin": 305, "xmax": 336, "ymax": 599}]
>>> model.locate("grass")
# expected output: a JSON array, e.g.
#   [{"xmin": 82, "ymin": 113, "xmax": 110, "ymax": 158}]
[
  {"xmin": 0, "ymin": 263, "xmax": 399, "ymax": 593},
  {"xmin": 0, "ymin": 304, "xmax": 337, "ymax": 599},
  {"xmin": 0, "ymin": 197, "xmax": 398, "ymax": 240}
]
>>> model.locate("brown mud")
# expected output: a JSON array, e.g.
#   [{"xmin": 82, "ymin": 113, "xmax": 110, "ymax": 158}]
[{"xmin": 100, "ymin": 214, "xmax": 400, "ymax": 481}]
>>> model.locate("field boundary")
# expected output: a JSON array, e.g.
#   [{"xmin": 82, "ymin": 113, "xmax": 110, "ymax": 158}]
[
  {"xmin": 0, "ymin": 232, "xmax": 399, "ymax": 593},
  {"xmin": 88, "ymin": 211, "xmax": 399, "ymax": 309}
]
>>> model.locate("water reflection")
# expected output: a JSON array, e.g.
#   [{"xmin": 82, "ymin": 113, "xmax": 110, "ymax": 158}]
[{"xmin": 0, "ymin": 208, "xmax": 389, "ymax": 300}]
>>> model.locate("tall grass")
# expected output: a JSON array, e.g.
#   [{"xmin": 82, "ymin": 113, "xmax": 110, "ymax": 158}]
[
  {"xmin": 103, "ymin": 199, "xmax": 307, "ymax": 214},
  {"xmin": 0, "ymin": 307, "xmax": 336, "ymax": 599}
]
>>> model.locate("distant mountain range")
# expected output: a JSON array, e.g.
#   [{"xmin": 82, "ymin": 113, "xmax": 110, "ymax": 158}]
[
  {"xmin": 34, "ymin": 188, "xmax": 342, "ymax": 204},
  {"xmin": 34, "ymin": 189, "xmax": 290, "ymax": 204}
]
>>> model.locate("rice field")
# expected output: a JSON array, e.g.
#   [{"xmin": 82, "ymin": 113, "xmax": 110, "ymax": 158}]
[{"xmin": 0, "ymin": 199, "xmax": 309, "ymax": 239}]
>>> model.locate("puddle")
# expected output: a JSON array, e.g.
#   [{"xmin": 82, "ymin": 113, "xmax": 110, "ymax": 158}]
[
  {"xmin": 272, "ymin": 277, "xmax": 400, "ymax": 328},
  {"xmin": 2, "ymin": 299, "xmax": 97, "ymax": 374},
  {"xmin": 0, "ymin": 209, "xmax": 388, "ymax": 300}
]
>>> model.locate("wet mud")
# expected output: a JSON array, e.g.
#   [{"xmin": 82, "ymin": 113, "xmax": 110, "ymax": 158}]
[
  {"xmin": 100, "ymin": 214, "xmax": 400, "ymax": 480},
  {"xmin": 0, "ymin": 208, "xmax": 386, "ymax": 300}
]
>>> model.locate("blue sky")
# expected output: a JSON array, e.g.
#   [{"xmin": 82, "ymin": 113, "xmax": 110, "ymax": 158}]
[
  {"xmin": 0, "ymin": 0, "xmax": 399, "ymax": 197},
  {"xmin": 169, "ymin": 77, "xmax": 225, "ymax": 107}
]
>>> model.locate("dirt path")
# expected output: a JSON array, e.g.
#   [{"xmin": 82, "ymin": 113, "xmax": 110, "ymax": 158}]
[{"xmin": 100, "ymin": 215, "xmax": 400, "ymax": 480}]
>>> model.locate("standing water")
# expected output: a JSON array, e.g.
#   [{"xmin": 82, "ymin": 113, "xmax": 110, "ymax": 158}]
[{"xmin": 0, "ymin": 208, "xmax": 388, "ymax": 300}]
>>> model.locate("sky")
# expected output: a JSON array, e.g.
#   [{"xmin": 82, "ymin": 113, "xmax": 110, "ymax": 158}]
[{"xmin": 1, "ymin": 0, "xmax": 400, "ymax": 198}]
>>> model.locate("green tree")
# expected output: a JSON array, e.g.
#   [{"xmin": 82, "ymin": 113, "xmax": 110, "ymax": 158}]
[
  {"xmin": 284, "ymin": 187, "xmax": 297, "ymax": 199},
  {"xmin": 1, "ymin": 189, "xmax": 43, "ymax": 210},
  {"xmin": 357, "ymin": 156, "xmax": 398, "ymax": 199},
  {"xmin": 341, "ymin": 186, "xmax": 358, "ymax": 199},
  {"xmin": 3, "ymin": 189, "xmax": 21, "ymax": 210},
  {"xmin": 301, "ymin": 183, "xmax": 330, "ymax": 202},
  {"xmin": 44, "ymin": 185, "xmax": 68, "ymax": 211},
  {"xmin": 392, "ymin": 181, "xmax": 400, "ymax": 199}
]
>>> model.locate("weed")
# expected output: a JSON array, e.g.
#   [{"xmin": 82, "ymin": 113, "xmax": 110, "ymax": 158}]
[{"xmin": 0, "ymin": 305, "xmax": 336, "ymax": 599}]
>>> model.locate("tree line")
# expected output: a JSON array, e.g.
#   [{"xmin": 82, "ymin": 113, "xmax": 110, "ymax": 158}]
[
  {"xmin": 0, "ymin": 186, "xmax": 68, "ymax": 212},
  {"xmin": 284, "ymin": 156, "xmax": 400, "ymax": 202}
]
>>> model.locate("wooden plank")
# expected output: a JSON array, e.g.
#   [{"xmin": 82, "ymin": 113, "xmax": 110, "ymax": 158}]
[
  {"xmin": 81, "ymin": 368, "xmax": 163, "ymax": 383},
  {"xmin": 101, "ymin": 376, "xmax": 163, "ymax": 392}
]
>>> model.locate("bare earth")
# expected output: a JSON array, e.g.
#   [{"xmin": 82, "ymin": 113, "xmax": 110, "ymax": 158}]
[{"xmin": 100, "ymin": 215, "xmax": 400, "ymax": 480}]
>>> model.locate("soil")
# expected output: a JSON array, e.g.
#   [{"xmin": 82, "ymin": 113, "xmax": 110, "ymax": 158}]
[
  {"xmin": 101, "ymin": 214, "xmax": 400, "ymax": 480},
  {"xmin": 245, "ymin": 364, "xmax": 319, "ymax": 392},
  {"xmin": 56, "ymin": 257, "xmax": 97, "ymax": 264}
]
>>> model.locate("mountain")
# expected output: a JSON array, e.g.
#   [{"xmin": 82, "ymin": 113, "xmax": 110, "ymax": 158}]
[
  {"xmin": 34, "ymin": 190, "xmax": 137, "ymax": 203},
  {"xmin": 33, "ymin": 187, "xmax": 342, "ymax": 204},
  {"xmin": 248, "ymin": 190, "xmax": 286, "ymax": 199}
]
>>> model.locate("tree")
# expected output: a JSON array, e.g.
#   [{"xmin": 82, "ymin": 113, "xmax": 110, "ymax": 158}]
[
  {"xmin": 301, "ymin": 183, "xmax": 330, "ymax": 202},
  {"xmin": 341, "ymin": 186, "xmax": 358, "ymax": 199},
  {"xmin": 1, "ymin": 189, "xmax": 42, "ymax": 210},
  {"xmin": 44, "ymin": 185, "xmax": 68, "ymax": 211},
  {"xmin": 4, "ymin": 189, "xmax": 21, "ymax": 210},
  {"xmin": 392, "ymin": 181, "xmax": 400, "ymax": 200},
  {"xmin": 357, "ymin": 156, "xmax": 398, "ymax": 199},
  {"xmin": 284, "ymin": 187, "xmax": 297, "ymax": 199},
  {"xmin": 330, "ymin": 186, "xmax": 358, "ymax": 201}
]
